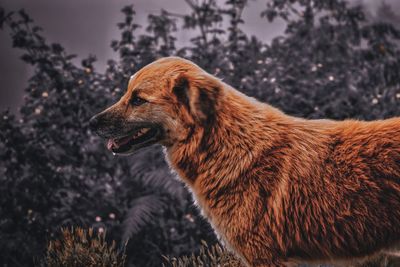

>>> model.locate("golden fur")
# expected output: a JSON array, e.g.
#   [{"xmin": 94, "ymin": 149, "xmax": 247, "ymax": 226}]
[{"xmin": 91, "ymin": 57, "xmax": 400, "ymax": 266}]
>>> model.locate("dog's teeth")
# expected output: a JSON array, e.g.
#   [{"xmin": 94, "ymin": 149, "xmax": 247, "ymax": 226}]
[
  {"xmin": 132, "ymin": 128, "xmax": 150, "ymax": 139},
  {"xmin": 112, "ymin": 152, "xmax": 116, "ymax": 156}
]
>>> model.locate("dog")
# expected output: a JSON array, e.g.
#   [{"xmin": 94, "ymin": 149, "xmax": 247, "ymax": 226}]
[{"xmin": 89, "ymin": 57, "xmax": 400, "ymax": 267}]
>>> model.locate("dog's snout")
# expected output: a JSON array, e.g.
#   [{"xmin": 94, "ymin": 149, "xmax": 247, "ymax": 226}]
[
  {"xmin": 89, "ymin": 114, "xmax": 101, "ymax": 132},
  {"xmin": 88, "ymin": 111, "xmax": 121, "ymax": 138}
]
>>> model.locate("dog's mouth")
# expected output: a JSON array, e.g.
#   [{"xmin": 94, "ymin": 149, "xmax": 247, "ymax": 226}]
[{"xmin": 106, "ymin": 126, "xmax": 162, "ymax": 155}]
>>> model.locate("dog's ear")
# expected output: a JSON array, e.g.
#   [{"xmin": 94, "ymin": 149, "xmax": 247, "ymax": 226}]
[{"xmin": 172, "ymin": 73, "xmax": 220, "ymax": 126}]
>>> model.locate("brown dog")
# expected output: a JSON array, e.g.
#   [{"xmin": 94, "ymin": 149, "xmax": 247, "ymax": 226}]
[{"xmin": 89, "ymin": 57, "xmax": 400, "ymax": 266}]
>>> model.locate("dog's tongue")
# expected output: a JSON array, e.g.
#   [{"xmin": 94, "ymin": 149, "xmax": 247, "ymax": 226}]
[
  {"xmin": 107, "ymin": 139, "xmax": 116, "ymax": 151},
  {"xmin": 107, "ymin": 135, "xmax": 132, "ymax": 151}
]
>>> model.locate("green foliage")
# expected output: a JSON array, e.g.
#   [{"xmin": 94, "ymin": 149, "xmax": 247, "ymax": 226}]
[
  {"xmin": 43, "ymin": 227, "xmax": 126, "ymax": 267},
  {"xmin": 0, "ymin": 0, "xmax": 400, "ymax": 266}
]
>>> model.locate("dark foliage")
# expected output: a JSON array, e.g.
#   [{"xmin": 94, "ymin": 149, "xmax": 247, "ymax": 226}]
[{"xmin": 0, "ymin": 0, "xmax": 399, "ymax": 266}]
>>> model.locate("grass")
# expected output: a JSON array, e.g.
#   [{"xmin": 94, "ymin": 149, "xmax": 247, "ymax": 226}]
[
  {"xmin": 162, "ymin": 241, "xmax": 245, "ymax": 267},
  {"xmin": 42, "ymin": 227, "xmax": 400, "ymax": 267},
  {"xmin": 42, "ymin": 227, "xmax": 126, "ymax": 267}
]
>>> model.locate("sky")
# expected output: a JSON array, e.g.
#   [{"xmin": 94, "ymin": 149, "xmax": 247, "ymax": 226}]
[{"xmin": 0, "ymin": 0, "xmax": 399, "ymax": 113}]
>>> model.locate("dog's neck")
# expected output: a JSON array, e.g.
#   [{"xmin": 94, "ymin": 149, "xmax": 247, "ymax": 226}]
[{"xmin": 165, "ymin": 86, "xmax": 289, "ymax": 188}]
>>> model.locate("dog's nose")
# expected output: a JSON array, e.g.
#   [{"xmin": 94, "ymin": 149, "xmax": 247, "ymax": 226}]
[{"xmin": 88, "ymin": 115, "xmax": 100, "ymax": 132}]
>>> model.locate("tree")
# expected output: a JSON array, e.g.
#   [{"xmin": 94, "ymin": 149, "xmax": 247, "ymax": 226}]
[{"xmin": 258, "ymin": 0, "xmax": 400, "ymax": 119}]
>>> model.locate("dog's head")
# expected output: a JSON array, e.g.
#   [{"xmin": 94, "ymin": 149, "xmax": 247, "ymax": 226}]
[{"xmin": 89, "ymin": 57, "xmax": 221, "ymax": 155}]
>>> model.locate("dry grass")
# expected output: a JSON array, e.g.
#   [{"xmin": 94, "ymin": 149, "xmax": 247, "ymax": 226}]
[
  {"xmin": 355, "ymin": 255, "xmax": 400, "ymax": 267},
  {"xmin": 43, "ymin": 227, "xmax": 126, "ymax": 267},
  {"xmin": 162, "ymin": 241, "xmax": 245, "ymax": 267},
  {"xmin": 41, "ymin": 227, "xmax": 400, "ymax": 267}
]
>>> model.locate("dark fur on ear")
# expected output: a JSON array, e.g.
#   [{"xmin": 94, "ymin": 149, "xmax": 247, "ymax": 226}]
[
  {"xmin": 172, "ymin": 73, "xmax": 220, "ymax": 126},
  {"xmin": 172, "ymin": 76, "xmax": 191, "ymax": 114}
]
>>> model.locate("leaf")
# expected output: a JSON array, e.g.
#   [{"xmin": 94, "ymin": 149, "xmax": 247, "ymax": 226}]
[
  {"xmin": 51, "ymin": 43, "xmax": 64, "ymax": 54},
  {"xmin": 18, "ymin": 9, "xmax": 32, "ymax": 23},
  {"xmin": 122, "ymin": 195, "xmax": 166, "ymax": 243}
]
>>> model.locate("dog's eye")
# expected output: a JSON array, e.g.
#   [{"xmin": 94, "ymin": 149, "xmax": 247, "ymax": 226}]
[{"xmin": 130, "ymin": 96, "xmax": 147, "ymax": 106}]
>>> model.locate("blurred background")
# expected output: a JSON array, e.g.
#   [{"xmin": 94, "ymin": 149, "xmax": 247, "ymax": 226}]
[
  {"xmin": 0, "ymin": 0, "xmax": 288, "ymax": 114},
  {"xmin": 0, "ymin": 0, "xmax": 399, "ymax": 266}
]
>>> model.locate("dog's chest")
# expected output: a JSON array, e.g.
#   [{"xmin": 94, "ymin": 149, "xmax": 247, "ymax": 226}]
[{"xmin": 189, "ymin": 186, "xmax": 244, "ymax": 249}]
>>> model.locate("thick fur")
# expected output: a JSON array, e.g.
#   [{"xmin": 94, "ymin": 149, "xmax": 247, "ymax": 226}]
[{"xmin": 91, "ymin": 57, "xmax": 400, "ymax": 266}]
